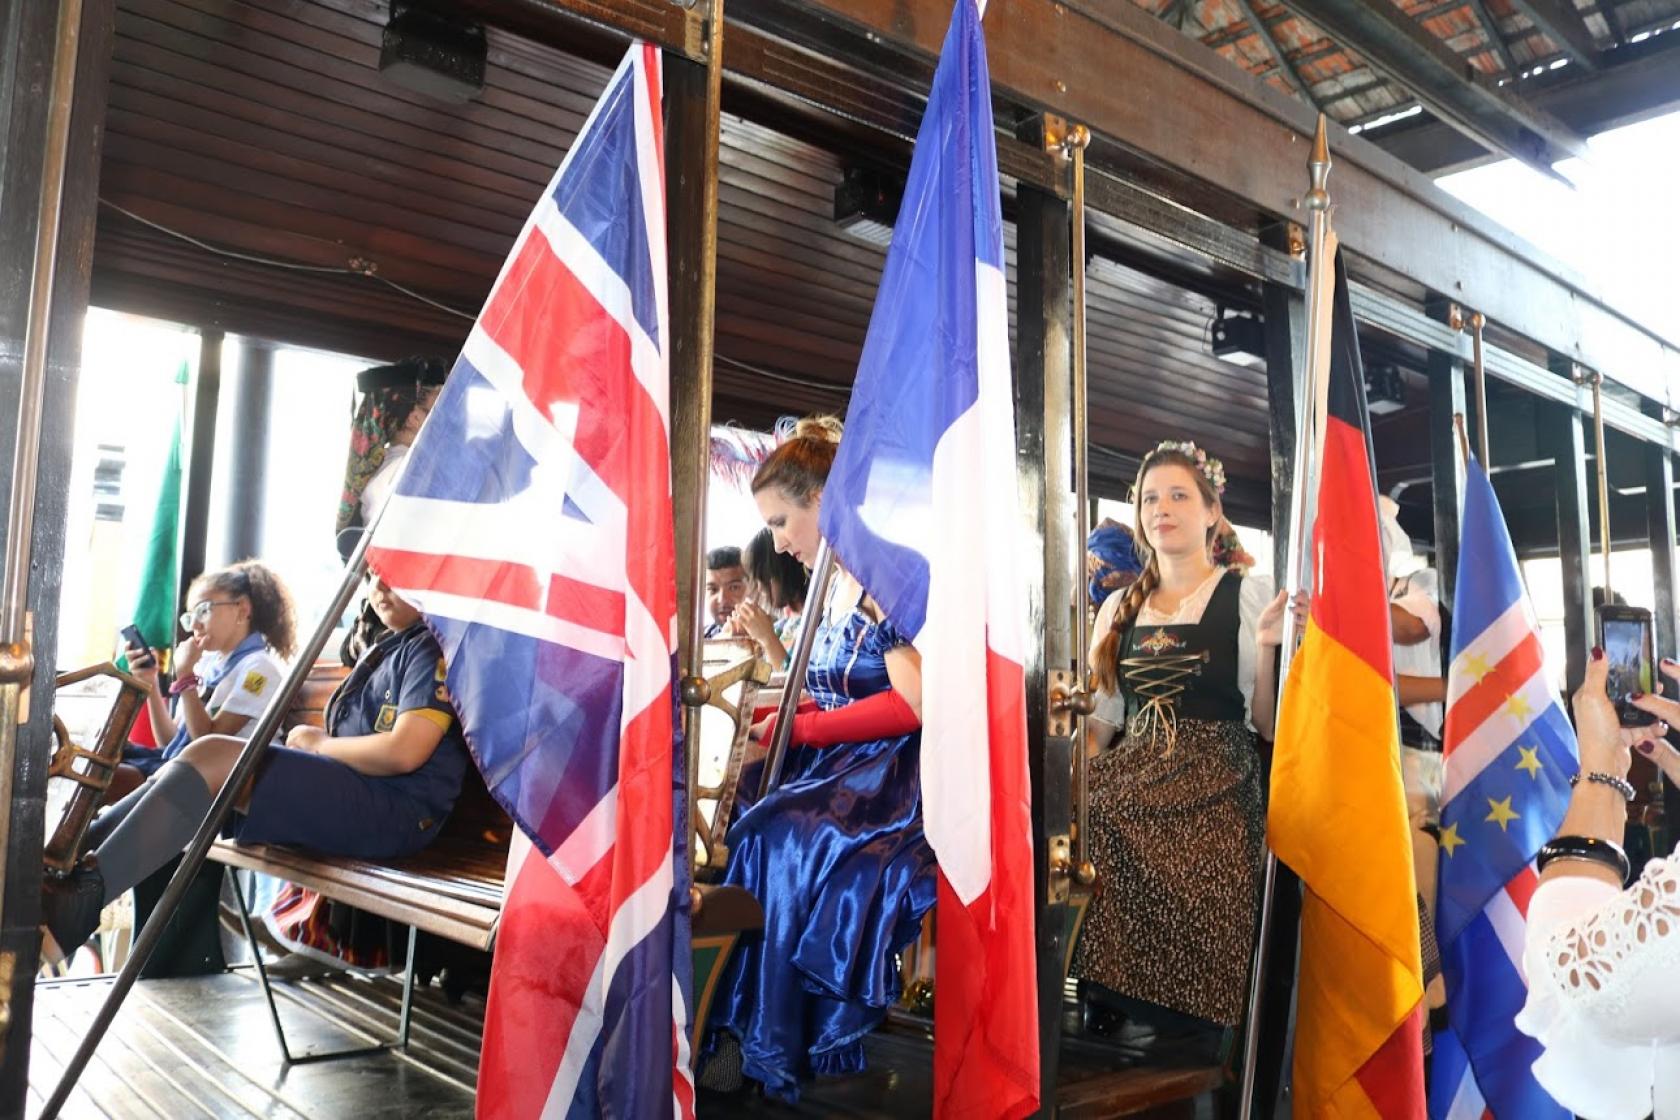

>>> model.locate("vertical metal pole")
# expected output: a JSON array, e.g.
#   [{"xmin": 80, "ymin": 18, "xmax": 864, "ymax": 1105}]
[
  {"xmin": 1427, "ymin": 298, "xmax": 1468, "ymax": 603},
  {"xmin": 665, "ymin": 1, "xmax": 724, "ymax": 880},
  {"xmin": 1252, "ymin": 221, "xmax": 1306, "ymax": 1116},
  {"xmin": 1587, "ymin": 371, "xmax": 1612, "ymax": 601},
  {"xmin": 1014, "ymin": 165, "xmax": 1073, "ymax": 1111},
  {"xmin": 1469, "ymin": 312, "xmax": 1489, "ymax": 467},
  {"xmin": 758, "ymin": 542, "xmax": 836, "ymax": 798},
  {"xmin": 1063, "ymin": 126, "xmax": 1095, "ymax": 880},
  {"xmin": 1540, "ymin": 375, "xmax": 1592, "ymax": 695},
  {"xmin": 1240, "ymin": 113, "xmax": 1334, "ymax": 1120}
]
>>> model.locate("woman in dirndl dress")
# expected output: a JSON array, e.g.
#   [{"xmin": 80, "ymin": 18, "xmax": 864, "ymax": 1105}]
[{"xmin": 1072, "ymin": 440, "xmax": 1290, "ymax": 1055}]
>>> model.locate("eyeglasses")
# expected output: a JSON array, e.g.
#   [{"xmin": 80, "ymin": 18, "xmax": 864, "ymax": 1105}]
[{"xmin": 180, "ymin": 601, "xmax": 240, "ymax": 630}]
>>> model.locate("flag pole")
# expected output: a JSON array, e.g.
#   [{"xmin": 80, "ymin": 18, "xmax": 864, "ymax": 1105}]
[
  {"xmin": 1585, "ymin": 368, "xmax": 1612, "ymax": 601},
  {"xmin": 675, "ymin": 0, "xmax": 727, "ymax": 884},
  {"xmin": 1061, "ymin": 124, "xmax": 1098, "ymax": 888},
  {"xmin": 1469, "ymin": 312, "xmax": 1490, "ymax": 466},
  {"xmin": 758, "ymin": 539, "xmax": 836, "ymax": 798},
  {"xmin": 1238, "ymin": 111, "xmax": 1334, "ymax": 1120},
  {"xmin": 42, "ymin": 529, "xmax": 379, "ymax": 1119}
]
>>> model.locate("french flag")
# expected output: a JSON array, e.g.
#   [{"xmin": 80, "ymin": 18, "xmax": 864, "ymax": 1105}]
[{"xmin": 818, "ymin": 1, "xmax": 1039, "ymax": 1116}]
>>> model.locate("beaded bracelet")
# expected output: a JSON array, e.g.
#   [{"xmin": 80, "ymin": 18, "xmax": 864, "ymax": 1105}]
[
  {"xmin": 1537, "ymin": 835, "xmax": 1631, "ymax": 884},
  {"xmin": 1568, "ymin": 770, "xmax": 1636, "ymax": 802}
]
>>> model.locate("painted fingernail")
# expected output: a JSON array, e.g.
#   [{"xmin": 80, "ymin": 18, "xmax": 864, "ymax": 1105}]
[
  {"xmin": 1591, "ymin": 646, "xmax": 1604, "ymax": 661},
  {"xmin": 1637, "ymin": 740, "xmax": 1656, "ymax": 755}
]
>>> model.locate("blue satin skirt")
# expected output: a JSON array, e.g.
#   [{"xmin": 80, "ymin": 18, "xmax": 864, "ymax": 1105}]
[{"xmin": 707, "ymin": 732, "xmax": 937, "ymax": 1101}]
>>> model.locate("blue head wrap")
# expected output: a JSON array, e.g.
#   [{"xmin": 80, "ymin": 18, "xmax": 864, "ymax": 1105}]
[{"xmin": 1087, "ymin": 520, "xmax": 1142, "ymax": 608}]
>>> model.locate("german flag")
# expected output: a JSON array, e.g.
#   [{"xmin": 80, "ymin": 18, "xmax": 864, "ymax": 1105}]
[{"xmin": 1269, "ymin": 239, "xmax": 1426, "ymax": 1117}]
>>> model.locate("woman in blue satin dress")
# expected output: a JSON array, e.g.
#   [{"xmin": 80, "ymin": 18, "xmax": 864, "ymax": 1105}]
[{"xmin": 701, "ymin": 416, "xmax": 938, "ymax": 1102}]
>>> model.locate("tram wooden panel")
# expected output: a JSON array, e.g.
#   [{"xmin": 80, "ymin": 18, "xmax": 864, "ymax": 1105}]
[{"xmin": 93, "ymin": 0, "xmax": 1288, "ymax": 512}]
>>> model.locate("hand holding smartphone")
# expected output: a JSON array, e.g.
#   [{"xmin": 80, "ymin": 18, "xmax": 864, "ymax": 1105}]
[
  {"xmin": 1597, "ymin": 604, "xmax": 1654, "ymax": 727},
  {"xmin": 119, "ymin": 624, "xmax": 156, "ymax": 669}
]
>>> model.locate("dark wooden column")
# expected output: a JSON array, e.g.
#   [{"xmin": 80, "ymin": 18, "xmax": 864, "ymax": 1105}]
[
  {"xmin": 222, "ymin": 339, "xmax": 273, "ymax": 564},
  {"xmin": 1538, "ymin": 379, "xmax": 1591, "ymax": 694},
  {"xmin": 665, "ymin": 53, "xmax": 713, "ymax": 667},
  {"xmin": 1426, "ymin": 299, "xmax": 1467, "ymax": 601},
  {"xmin": 1260, "ymin": 224, "xmax": 1303, "ymax": 581},
  {"xmin": 1013, "ymin": 176, "xmax": 1072, "ymax": 1114},
  {"xmin": 1640, "ymin": 407, "xmax": 1679, "ymax": 838},
  {"xmin": 176, "ymin": 329, "xmax": 224, "ymax": 631},
  {"xmin": 0, "ymin": 0, "xmax": 116, "ymax": 1108}
]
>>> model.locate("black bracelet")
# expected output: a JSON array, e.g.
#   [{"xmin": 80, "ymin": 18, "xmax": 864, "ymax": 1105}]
[
  {"xmin": 1536, "ymin": 835, "xmax": 1632, "ymax": 884},
  {"xmin": 1569, "ymin": 770, "xmax": 1636, "ymax": 802}
]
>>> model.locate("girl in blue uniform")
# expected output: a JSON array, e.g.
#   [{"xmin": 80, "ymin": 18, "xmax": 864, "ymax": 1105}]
[
  {"xmin": 43, "ymin": 577, "xmax": 469, "ymax": 964},
  {"xmin": 701, "ymin": 417, "xmax": 937, "ymax": 1101},
  {"xmin": 115, "ymin": 561, "xmax": 295, "ymax": 795}
]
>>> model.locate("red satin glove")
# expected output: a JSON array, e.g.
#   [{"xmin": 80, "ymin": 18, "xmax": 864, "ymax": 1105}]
[{"xmin": 760, "ymin": 689, "xmax": 920, "ymax": 749}]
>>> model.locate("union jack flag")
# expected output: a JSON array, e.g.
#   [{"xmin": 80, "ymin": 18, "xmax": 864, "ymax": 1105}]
[
  {"xmin": 1429, "ymin": 455, "xmax": 1574, "ymax": 1120},
  {"xmin": 365, "ymin": 43, "xmax": 693, "ymax": 1118}
]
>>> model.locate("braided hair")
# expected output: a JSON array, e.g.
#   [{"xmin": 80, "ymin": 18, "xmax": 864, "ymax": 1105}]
[{"xmin": 1091, "ymin": 447, "xmax": 1222, "ymax": 694}]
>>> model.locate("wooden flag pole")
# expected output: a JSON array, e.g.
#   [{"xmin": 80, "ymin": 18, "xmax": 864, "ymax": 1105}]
[{"xmin": 1239, "ymin": 112, "xmax": 1335, "ymax": 1120}]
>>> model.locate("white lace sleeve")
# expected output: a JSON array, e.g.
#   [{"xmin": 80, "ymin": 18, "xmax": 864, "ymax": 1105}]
[{"xmin": 1515, "ymin": 853, "xmax": 1680, "ymax": 1119}]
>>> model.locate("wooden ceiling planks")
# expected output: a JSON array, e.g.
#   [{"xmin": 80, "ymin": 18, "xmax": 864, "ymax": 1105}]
[{"xmin": 93, "ymin": 0, "xmax": 1304, "ymax": 515}]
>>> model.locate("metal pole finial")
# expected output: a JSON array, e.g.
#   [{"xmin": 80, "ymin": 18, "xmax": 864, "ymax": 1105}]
[{"xmin": 1304, "ymin": 113, "xmax": 1332, "ymax": 213}]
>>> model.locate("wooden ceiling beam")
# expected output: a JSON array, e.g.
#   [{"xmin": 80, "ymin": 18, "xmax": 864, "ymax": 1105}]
[
  {"xmin": 1465, "ymin": 0, "xmax": 1520, "ymax": 74},
  {"xmin": 1504, "ymin": 0, "xmax": 1603, "ymax": 69},
  {"xmin": 1271, "ymin": 0, "xmax": 1589, "ymax": 173},
  {"xmin": 1233, "ymin": 0, "xmax": 1319, "ymax": 106}
]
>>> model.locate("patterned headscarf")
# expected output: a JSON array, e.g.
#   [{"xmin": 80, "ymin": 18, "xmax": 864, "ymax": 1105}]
[
  {"xmin": 1087, "ymin": 519, "xmax": 1142, "ymax": 608},
  {"xmin": 336, "ymin": 357, "xmax": 447, "ymax": 537}
]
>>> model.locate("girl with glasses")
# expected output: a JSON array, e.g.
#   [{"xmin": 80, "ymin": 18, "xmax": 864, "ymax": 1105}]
[{"xmin": 114, "ymin": 561, "xmax": 297, "ymax": 795}]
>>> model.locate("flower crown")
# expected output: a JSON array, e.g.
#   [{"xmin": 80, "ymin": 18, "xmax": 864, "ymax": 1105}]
[{"xmin": 1148, "ymin": 439, "xmax": 1227, "ymax": 495}]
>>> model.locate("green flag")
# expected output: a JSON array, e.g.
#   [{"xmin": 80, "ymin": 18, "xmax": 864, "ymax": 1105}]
[{"xmin": 122, "ymin": 361, "xmax": 188, "ymax": 669}]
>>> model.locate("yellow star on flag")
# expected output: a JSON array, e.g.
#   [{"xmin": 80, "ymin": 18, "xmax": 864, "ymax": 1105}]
[
  {"xmin": 1515, "ymin": 746, "xmax": 1543, "ymax": 778},
  {"xmin": 1486, "ymin": 796, "xmax": 1520, "ymax": 832},
  {"xmin": 1462, "ymin": 652, "xmax": 1494, "ymax": 683},
  {"xmin": 1439, "ymin": 823, "xmax": 1466, "ymax": 856},
  {"xmin": 1502, "ymin": 693, "xmax": 1533, "ymax": 721}
]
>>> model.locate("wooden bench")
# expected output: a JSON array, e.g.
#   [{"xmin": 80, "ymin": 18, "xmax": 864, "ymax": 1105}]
[{"xmin": 208, "ymin": 655, "xmax": 760, "ymax": 1064}]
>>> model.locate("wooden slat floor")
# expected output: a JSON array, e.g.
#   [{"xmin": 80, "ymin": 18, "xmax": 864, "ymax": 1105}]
[
  {"xmin": 28, "ymin": 971, "xmax": 1222, "ymax": 1119},
  {"xmin": 28, "ymin": 970, "xmax": 480, "ymax": 1119}
]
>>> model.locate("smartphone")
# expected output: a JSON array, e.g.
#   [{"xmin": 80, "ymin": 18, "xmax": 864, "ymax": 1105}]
[
  {"xmin": 119, "ymin": 624, "xmax": 155, "ymax": 668},
  {"xmin": 1597, "ymin": 605, "xmax": 1654, "ymax": 727}
]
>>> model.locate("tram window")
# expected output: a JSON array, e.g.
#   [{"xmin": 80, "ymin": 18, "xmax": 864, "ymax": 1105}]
[{"xmin": 1522, "ymin": 550, "xmax": 1657, "ymax": 694}]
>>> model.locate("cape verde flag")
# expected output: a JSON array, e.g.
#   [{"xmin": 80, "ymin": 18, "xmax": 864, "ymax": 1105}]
[
  {"xmin": 818, "ymin": 2, "xmax": 1038, "ymax": 1116},
  {"xmin": 1429, "ymin": 456, "xmax": 1574, "ymax": 1120},
  {"xmin": 365, "ymin": 44, "xmax": 694, "ymax": 1119}
]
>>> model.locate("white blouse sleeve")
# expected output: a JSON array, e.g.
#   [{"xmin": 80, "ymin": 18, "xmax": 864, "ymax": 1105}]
[
  {"xmin": 1515, "ymin": 852, "xmax": 1680, "ymax": 1120},
  {"xmin": 1089, "ymin": 593, "xmax": 1127, "ymax": 734},
  {"xmin": 1237, "ymin": 574, "xmax": 1273, "ymax": 729}
]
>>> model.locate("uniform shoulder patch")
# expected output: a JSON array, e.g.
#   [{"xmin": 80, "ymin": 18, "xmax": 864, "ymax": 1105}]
[
  {"xmin": 375, "ymin": 704, "xmax": 397, "ymax": 732},
  {"xmin": 435, "ymin": 659, "xmax": 448, "ymax": 682},
  {"xmin": 242, "ymin": 670, "xmax": 267, "ymax": 695}
]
